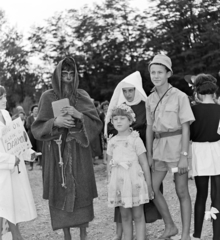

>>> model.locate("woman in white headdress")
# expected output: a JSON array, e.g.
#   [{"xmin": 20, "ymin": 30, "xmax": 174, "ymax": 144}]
[
  {"xmin": 105, "ymin": 71, "xmax": 162, "ymax": 240},
  {"xmin": 105, "ymin": 71, "xmax": 147, "ymax": 144}
]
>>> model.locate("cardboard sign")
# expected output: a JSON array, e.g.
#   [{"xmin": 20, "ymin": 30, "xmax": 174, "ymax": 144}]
[{"xmin": 1, "ymin": 118, "xmax": 32, "ymax": 156}]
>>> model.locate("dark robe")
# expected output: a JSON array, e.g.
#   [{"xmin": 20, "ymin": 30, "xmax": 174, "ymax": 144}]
[
  {"xmin": 31, "ymin": 57, "xmax": 102, "ymax": 230},
  {"xmin": 26, "ymin": 115, "xmax": 37, "ymax": 151},
  {"xmin": 130, "ymin": 101, "xmax": 147, "ymax": 145}
]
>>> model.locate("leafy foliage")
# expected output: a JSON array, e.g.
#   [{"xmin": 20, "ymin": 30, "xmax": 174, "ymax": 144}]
[
  {"xmin": 0, "ymin": 10, "xmax": 40, "ymax": 112},
  {"xmin": 1, "ymin": 0, "xmax": 220, "ymax": 107}
]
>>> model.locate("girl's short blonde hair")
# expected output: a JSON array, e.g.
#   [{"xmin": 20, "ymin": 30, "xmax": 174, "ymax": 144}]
[{"xmin": 111, "ymin": 103, "xmax": 136, "ymax": 123}]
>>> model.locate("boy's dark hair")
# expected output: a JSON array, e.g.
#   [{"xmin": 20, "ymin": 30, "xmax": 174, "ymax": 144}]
[
  {"xmin": 194, "ymin": 73, "xmax": 218, "ymax": 95},
  {"xmin": 0, "ymin": 85, "xmax": 6, "ymax": 98}
]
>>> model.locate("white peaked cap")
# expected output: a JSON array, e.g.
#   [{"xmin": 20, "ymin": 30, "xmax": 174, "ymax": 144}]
[{"xmin": 104, "ymin": 71, "xmax": 147, "ymax": 136}]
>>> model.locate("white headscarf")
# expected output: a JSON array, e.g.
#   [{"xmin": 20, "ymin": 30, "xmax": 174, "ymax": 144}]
[{"xmin": 104, "ymin": 71, "xmax": 147, "ymax": 136}]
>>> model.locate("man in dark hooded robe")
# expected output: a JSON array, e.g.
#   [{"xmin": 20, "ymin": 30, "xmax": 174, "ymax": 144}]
[{"xmin": 32, "ymin": 57, "xmax": 102, "ymax": 240}]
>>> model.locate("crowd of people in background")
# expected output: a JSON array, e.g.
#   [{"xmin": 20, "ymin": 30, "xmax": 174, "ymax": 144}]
[
  {"xmin": 1, "ymin": 54, "xmax": 220, "ymax": 240},
  {"xmin": 10, "ymin": 104, "xmax": 42, "ymax": 171}
]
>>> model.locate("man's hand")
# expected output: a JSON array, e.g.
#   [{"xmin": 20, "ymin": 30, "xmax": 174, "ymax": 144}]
[
  {"xmin": 63, "ymin": 106, "xmax": 82, "ymax": 119},
  {"xmin": 178, "ymin": 155, "xmax": 188, "ymax": 175},
  {"xmin": 54, "ymin": 115, "xmax": 75, "ymax": 128}
]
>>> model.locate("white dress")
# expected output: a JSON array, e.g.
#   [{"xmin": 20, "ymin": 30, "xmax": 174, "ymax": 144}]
[
  {"xmin": 192, "ymin": 140, "xmax": 220, "ymax": 176},
  {"xmin": 107, "ymin": 131, "xmax": 149, "ymax": 208},
  {"xmin": 0, "ymin": 110, "xmax": 37, "ymax": 225}
]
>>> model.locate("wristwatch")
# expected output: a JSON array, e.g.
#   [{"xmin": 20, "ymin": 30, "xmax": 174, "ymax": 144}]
[{"xmin": 180, "ymin": 151, "xmax": 188, "ymax": 156}]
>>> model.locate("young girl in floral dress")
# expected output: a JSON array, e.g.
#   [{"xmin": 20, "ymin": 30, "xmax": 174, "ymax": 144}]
[{"xmin": 107, "ymin": 103, "xmax": 154, "ymax": 240}]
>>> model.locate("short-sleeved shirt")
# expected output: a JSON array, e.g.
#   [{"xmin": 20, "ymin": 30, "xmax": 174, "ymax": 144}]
[{"xmin": 146, "ymin": 85, "xmax": 195, "ymax": 162}]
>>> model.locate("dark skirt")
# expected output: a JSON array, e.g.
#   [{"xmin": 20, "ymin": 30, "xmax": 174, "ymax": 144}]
[
  {"xmin": 114, "ymin": 184, "xmax": 163, "ymax": 223},
  {"xmin": 90, "ymin": 134, "xmax": 102, "ymax": 157},
  {"xmin": 50, "ymin": 203, "xmax": 94, "ymax": 230}
]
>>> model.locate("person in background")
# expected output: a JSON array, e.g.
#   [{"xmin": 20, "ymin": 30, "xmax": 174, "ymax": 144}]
[
  {"xmin": 100, "ymin": 100, "xmax": 109, "ymax": 164},
  {"xmin": 90, "ymin": 100, "xmax": 103, "ymax": 164},
  {"xmin": 12, "ymin": 109, "xmax": 27, "ymax": 130},
  {"xmin": 26, "ymin": 104, "xmax": 39, "ymax": 171},
  {"xmin": 94, "ymin": 101, "xmax": 101, "ymax": 116},
  {"xmin": 31, "ymin": 56, "xmax": 102, "ymax": 240},
  {"xmin": 18, "ymin": 111, "xmax": 27, "ymax": 130}
]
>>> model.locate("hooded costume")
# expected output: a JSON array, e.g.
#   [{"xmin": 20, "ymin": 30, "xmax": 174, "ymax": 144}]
[{"xmin": 32, "ymin": 57, "xmax": 102, "ymax": 230}]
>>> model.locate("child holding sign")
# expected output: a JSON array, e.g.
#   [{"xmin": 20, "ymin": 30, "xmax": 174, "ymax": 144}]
[{"xmin": 0, "ymin": 86, "xmax": 37, "ymax": 240}]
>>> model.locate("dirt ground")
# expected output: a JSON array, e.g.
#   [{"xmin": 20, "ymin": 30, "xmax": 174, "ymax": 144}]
[{"xmin": 19, "ymin": 161, "xmax": 213, "ymax": 240}]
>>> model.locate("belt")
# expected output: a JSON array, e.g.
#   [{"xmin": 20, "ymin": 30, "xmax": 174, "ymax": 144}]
[{"xmin": 154, "ymin": 129, "xmax": 182, "ymax": 139}]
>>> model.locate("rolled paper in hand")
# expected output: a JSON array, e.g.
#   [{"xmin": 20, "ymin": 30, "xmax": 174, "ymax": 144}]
[
  {"xmin": 171, "ymin": 167, "xmax": 190, "ymax": 173},
  {"xmin": 35, "ymin": 152, "xmax": 42, "ymax": 156}
]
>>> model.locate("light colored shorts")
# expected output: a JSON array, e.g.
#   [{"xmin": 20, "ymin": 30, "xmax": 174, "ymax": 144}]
[{"xmin": 154, "ymin": 159, "xmax": 178, "ymax": 172}]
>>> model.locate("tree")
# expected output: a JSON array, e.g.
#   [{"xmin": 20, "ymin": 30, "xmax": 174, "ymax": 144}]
[
  {"xmin": 145, "ymin": 0, "xmax": 220, "ymax": 75},
  {"xmin": 28, "ymin": 0, "xmax": 152, "ymax": 99},
  {"xmin": 27, "ymin": 0, "xmax": 220, "ymax": 98},
  {"xmin": 0, "ymin": 9, "xmax": 40, "ymax": 111}
]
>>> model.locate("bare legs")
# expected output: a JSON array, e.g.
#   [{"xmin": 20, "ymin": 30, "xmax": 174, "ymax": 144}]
[
  {"xmin": 103, "ymin": 150, "xmax": 107, "ymax": 164},
  {"xmin": 120, "ymin": 207, "xmax": 132, "ymax": 240},
  {"xmin": 152, "ymin": 170, "xmax": 191, "ymax": 240},
  {"xmin": 63, "ymin": 228, "xmax": 71, "ymax": 240},
  {"xmin": 120, "ymin": 205, "xmax": 145, "ymax": 240},
  {"xmin": 132, "ymin": 206, "xmax": 146, "ymax": 240},
  {"xmin": 8, "ymin": 222, "xmax": 24, "ymax": 240},
  {"xmin": 80, "ymin": 227, "xmax": 88, "ymax": 240},
  {"xmin": 152, "ymin": 171, "xmax": 178, "ymax": 239},
  {"xmin": 113, "ymin": 222, "xmax": 123, "ymax": 240},
  {"xmin": 174, "ymin": 172, "xmax": 191, "ymax": 240},
  {"xmin": 63, "ymin": 227, "xmax": 87, "ymax": 240}
]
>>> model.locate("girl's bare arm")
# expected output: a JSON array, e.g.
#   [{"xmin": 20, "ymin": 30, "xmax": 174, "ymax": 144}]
[
  {"xmin": 146, "ymin": 125, "xmax": 154, "ymax": 167},
  {"xmin": 139, "ymin": 152, "xmax": 154, "ymax": 198},
  {"xmin": 107, "ymin": 154, "xmax": 112, "ymax": 182}
]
